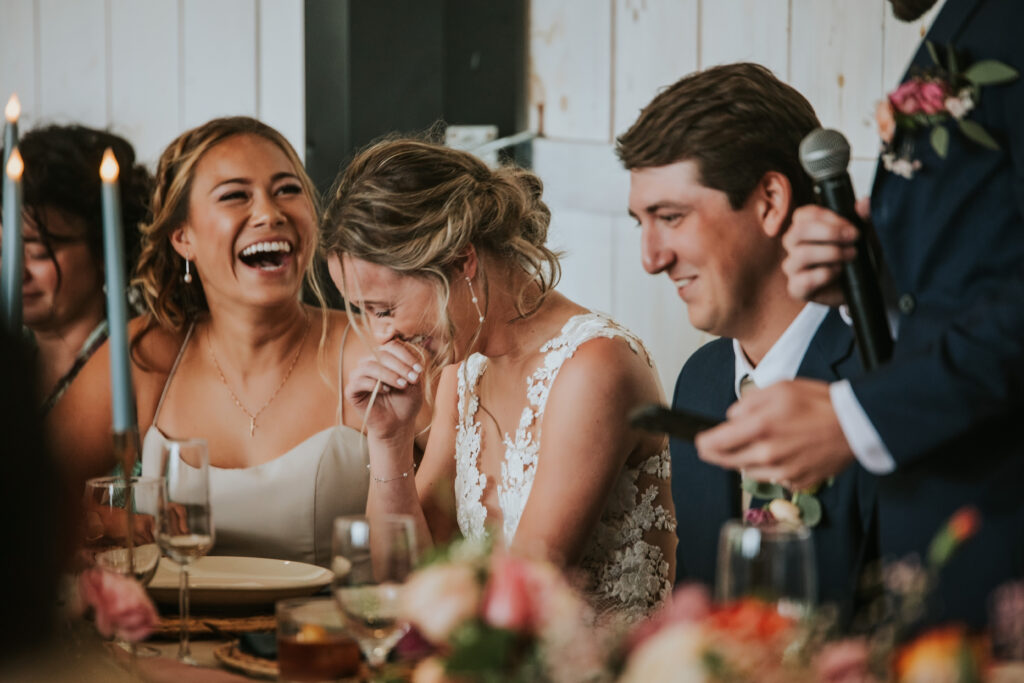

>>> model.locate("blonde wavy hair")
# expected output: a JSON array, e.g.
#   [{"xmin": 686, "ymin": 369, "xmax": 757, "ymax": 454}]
[
  {"xmin": 321, "ymin": 138, "xmax": 561, "ymax": 377},
  {"xmin": 133, "ymin": 116, "xmax": 325, "ymax": 333}
]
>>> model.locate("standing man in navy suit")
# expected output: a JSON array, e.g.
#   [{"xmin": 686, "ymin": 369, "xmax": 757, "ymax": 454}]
[
  {"xmin": 697, "ymin": 0, "xmax": 1024, "ymax": 629},
  {"xmin": 616, "ymin": 63, "xmax": 876, "ymax": 617}
]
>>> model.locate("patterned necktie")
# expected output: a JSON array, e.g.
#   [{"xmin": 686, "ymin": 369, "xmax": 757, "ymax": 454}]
[{"xmin": 738, "ymin": 374, "xmax": 757, "ymax": 514}]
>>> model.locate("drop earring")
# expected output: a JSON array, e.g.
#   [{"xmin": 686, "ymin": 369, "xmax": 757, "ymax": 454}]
[
  {"xmin": 466, "ymin": 276, "xmax": 484, "ymax": 323},
  {"xmin": 183, "ymin": 258, "xmax": 193, "ymax": 284}
]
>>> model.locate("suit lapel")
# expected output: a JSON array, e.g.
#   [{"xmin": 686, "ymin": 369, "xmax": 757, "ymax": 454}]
[{"xmin": 797, "ymin": 310, "xmax": 858, "ymax": 382}]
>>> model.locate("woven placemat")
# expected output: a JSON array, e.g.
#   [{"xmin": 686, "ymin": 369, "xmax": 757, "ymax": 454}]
[
  {"xmin": 153, "ymin": 614, "xmax": 276, "ymax": 639},
  {"xmin": 213, "ymin": 641, "xmax": 277, "ymax": 680}
]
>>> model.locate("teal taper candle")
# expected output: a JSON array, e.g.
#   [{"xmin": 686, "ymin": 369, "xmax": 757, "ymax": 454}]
[
  {"xmin": 2, "ymin": 147, "xmax": 23, "ymax": 334},
  {"xmin": 100, "ymin": 148, "xmax": 137, "ymax": 431}
]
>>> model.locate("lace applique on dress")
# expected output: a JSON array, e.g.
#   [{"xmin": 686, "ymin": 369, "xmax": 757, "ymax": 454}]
[
  {"xmin": 454, "ymin": 354, "xmax": 489, "ymax": 540},
  {"xmin": 453, "ymin": 313, "xmax": 675, "ymax": 621}
]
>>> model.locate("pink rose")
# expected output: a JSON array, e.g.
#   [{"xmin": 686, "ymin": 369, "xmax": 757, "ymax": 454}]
[
  {"xmin": 481, "ymin": 556, "xmax": 535, "ymax": 632},
  {"xmin": 918, "ymin": 81, "xmax": 949, "ymax": 115},
  {"xmin": 815, "ymin": 638, "xmax": 877, "ymax": 683},
  {"xmin": 889, "ymin": 80, "xmax": 924, "ymax": 115},
  {"xmin": 401, "ymin": 563, "xmax": 481, "ymax": 643},
  {"xmin": 78, "ymin": 567, "xmax": 158, "ymax": 642}
]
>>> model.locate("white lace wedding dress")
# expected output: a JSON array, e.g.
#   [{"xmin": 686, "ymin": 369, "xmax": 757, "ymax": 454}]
[{"xmin": 453, "ymin": 312, "xmax": 675, "ymax": 621}]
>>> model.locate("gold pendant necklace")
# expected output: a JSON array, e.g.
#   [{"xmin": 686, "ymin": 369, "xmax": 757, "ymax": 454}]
[{"xmin": 208, "ymin": 315, "xmax": 310, "ymax": 437}]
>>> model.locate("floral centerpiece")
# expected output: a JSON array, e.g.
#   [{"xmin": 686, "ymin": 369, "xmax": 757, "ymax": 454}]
[
  {"xmin": 618, "ymin": 507, "xmax": 1016, "ymax": 683},
  {"xmin": 400, "ymin": 539, "xmax": 617, "ymax": 683}
]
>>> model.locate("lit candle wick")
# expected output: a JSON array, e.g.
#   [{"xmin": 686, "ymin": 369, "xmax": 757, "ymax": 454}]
[
  {"xmin": 4, "ymin": 94, "xmax": 20, "ymax": 124},
  {"xmin": 5, "ymin": 147, "xmax": 22, "ymax": 181},
  {"xmin": 100, "ymin": 147, "xmax": 120, "ymax": 182}
]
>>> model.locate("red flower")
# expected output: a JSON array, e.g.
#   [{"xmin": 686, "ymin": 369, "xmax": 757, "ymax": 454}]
[{"xmin": 948, "ymin": 506, "xmax": 980, "ymax": 542}]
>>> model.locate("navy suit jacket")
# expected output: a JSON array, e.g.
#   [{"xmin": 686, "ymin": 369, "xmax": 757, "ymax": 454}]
[
  {"xmin": 671, "ymin": 309, "xmax": 877, "ymax": 618},
  {"xmin": 853, "ymin": 0, "xmax": 1024, "ymax": 628}
]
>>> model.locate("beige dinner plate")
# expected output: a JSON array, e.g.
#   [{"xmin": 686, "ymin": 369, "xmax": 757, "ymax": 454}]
[{"xmin": 147, "ymin": 556, "xmax": 335, "ymax": 606}]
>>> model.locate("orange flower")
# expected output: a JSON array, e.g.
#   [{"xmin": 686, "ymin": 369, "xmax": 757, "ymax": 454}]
[
  {"xmin": 707, "ymin": 599, "xmax": 794, "ymax": 641},
  {"xmin": 894, "ymin": 626, "xmax": 989, "ymax": 682},
  {"xmin": 876, "ymin": 99, "xmax": 897, "ymax": 144},
  {"xmin": 949, "ymin": 506, "xmax": 980, "ymax": 542}
]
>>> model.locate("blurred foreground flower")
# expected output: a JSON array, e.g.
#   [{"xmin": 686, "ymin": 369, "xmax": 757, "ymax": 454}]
[
  {"xmin": 77, "ymin": 567, "xmax": 158, "ymax": 642},
  {"xmin": 895, "ymin": 626, "xmax": 989, "ymax": 683}
]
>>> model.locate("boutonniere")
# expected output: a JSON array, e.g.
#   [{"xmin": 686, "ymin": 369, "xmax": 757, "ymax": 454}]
[
  {"xmin": 741, "ymin": 479, "xmax": 831, "ymax": 528},
  {"xmin": 877, "ymin": 40, "xmax": 1019, "ymax": 179}
]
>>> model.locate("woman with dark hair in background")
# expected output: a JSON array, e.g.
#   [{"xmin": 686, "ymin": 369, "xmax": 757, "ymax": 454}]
[{"xmin": 1, "ymin": 125, "xmax": 152, "ymax": 415}]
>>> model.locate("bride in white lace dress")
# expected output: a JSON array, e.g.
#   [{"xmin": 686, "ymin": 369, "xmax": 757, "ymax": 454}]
[{"xmin": 321, "ymin": 139, "xmax": 677, "ymax": 620}]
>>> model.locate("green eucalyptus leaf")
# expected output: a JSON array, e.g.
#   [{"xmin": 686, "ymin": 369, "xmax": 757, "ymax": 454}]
[
  {"xmin": 958, "ymin": 119, "xmax": 1001, "ymax": 150},
  {"xmin": 742, "ymin": 479, "xmax": 786, "ymax": 500},
  {"xmin": 963, "ymin": 60, "xmax": 1020, "ymax": 86},
  {"xmin": 446, "ymin": 622, "xmax": 518, "ymax": 673},
  {"xmin": 926, "ymin": 41, "xmax": 941, "ymax": 69},
  {"xmin": 795, "ymin": 495, "xmax": 822, "ymax": 527},
  {"xmin": 930, "ymin": 125, "xmax": 950, "ymax": 158}
]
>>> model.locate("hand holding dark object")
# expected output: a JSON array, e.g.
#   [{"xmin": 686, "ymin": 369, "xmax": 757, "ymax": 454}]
[
  {"xmin": 798, "ymin": 128, "xmax": 893, "ymax": 369},
  {"xmin": 628, "ymin": 404, "xmax": 722, "ymax": 442}
]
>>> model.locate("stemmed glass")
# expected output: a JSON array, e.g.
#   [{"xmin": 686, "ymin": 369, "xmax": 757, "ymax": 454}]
[
  {"xmin": 716, "ymin": 519, "xmax": 817, "ymax": 619},
  {"xmin": 331, "ymin": 514, "xmax": 417, "ymax": 671},
  {"xmin": 154, "ymin": 438, "xmax": 214, "ymax": 665},
  {"xmin": 82, "ymin": 475, "xmax": 164, "ymax": 656}
]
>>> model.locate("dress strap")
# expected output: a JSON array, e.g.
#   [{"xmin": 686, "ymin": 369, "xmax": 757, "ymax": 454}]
[
  {"xmin": 152, "ymin": 322, "xmax": 196, "ymax": 425},
  {"xmin": 336, "ymin": 321, "xmax": 351, "ymax": 425}
]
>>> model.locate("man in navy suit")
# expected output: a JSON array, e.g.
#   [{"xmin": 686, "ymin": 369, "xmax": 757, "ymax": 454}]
[
  {"xmin": 697, "ymin": 0, "xmax": 1024, "ymax": 629},
  {"xmin": 616, "ymin": 63, "xmax": 876, "ymax": 616}
]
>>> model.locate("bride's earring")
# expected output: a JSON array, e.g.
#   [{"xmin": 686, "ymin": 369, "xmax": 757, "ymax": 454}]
[
  {"xmin": 466, "ymin": 276, "xmax": 484, "ymax": 324},
  {"xmin": 183, "ymin": 258, "xmax": 193, "ymax": 284}
]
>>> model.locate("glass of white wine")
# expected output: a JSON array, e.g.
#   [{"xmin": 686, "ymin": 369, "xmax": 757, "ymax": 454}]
[
  {"xmin": 82, "ymin": 475, "xmax": 164, "ymax": 656},
  {"xmin": 154, "ymin": 438, "xmax": 214, "ymax": 665},
  {"xmin": 331, "ymin": 514, "xmax": 417, "ymax": 671}
]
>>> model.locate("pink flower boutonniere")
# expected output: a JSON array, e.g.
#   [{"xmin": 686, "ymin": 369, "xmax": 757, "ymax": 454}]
[{"xmin": 878, "ymin": 41, "xmax": 1019, "ymax": 179}]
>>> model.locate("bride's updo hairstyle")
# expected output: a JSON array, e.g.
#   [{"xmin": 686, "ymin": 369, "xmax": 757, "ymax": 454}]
[
  {"xmin": 321, "ymin": 138, "xmax": 560, "ymax": 370},
  {"xmin": 134, "ymin": 116, "xmax": 323, "ymax": 333}
]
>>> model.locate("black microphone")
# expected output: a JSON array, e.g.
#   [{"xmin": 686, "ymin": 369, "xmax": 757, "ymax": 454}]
[{"xmin": 799, "ymin": 128, "xmax": 893, "ymax": 370}]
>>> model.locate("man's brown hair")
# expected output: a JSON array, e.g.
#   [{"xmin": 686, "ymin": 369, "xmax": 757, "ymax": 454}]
[{"xmin": 616, "ymin": 62, "xmax": 820, "ymax": 210}]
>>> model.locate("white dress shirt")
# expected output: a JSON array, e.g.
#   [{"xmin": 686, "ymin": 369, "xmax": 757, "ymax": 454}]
[{"xmin": 732, "ymin": 303, "xmax": 895, "ymax": 475}]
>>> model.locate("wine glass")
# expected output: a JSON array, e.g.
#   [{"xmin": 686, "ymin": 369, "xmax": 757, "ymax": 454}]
[
  {"xmin": 82, "ymin": 475, "xmax": 164, "ymax": 656},
  {"xmin": 154, "ymin": 438, "xmax": 214, "ymax": 665},
  {"xmin": 331, "ymin": 514, "xmax": 417, "ymax": 670},
  {"xmin": 716, "ymin": 519, "xmax": 816, "ymax": 619}
]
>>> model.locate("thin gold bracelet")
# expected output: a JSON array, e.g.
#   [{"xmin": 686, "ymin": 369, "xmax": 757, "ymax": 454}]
[{"xmin": 366, "ymin": 462, "xmax": 417, "ymax": 483}]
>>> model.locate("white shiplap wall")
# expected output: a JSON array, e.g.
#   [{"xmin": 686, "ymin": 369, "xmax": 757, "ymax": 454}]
[
  {"xmin": 0, "ymin": 0, "xmax": 304, "ymax": 167},
  {"xmin": 530, "ymin": 0, "xmax": 942, "ymax": 392},
  {"xmin": 0, "ymin": 0, "xmax": 940, "ymax": 391}
]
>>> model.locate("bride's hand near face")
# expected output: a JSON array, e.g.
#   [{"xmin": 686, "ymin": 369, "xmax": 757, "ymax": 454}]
[{"xmin": 345, "ymin": 339, "xmax": 427, "ymax": 445}]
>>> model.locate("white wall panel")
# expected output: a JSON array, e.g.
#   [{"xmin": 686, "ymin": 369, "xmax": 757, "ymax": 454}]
[
  {"xmin": 529, "ymin": 0, "xmax": 613, "ymax": 142},
  {"xmin": 700, "ymin": 0, "xmax": 789, "ymax": 78},
  {"xmin": 258, "ymin": 0, "xmax": 304, "ymax": 159},
  {"xmin": 182, "ymin": 0, "xmax": 258, "ymax": 129},
  {"xmin": 546, "ymin": 209, "xmax": 615, "ymax": 316},
  {"xmin": 109, "ymin": 0, "xmax": 179, "ymax": 166},
  {"xmin": 0, "ymin": 0, "xmax": 38, "ymax": 125},
  {"xmin": 883, "ymin": 0, "xmax": 945, "ymax": 90},
  {"xmin": 531, "ymin": 138, "xmax": 628, "ymax": 215},
  {"xmin": 612, "ymin": 0, "xmax": 698, "ymax": 136},
  {"xmin": 38, "ymin": 0, "xmax": 106, "ymax": 128},
  {"xmin": 791, "ymin": 0, "xmax": 885, "ymax": 162}
]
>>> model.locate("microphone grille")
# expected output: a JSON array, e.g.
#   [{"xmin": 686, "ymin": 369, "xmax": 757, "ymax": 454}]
[{"xmin": 799, "ymin": 128, "xmax": 851, "ymax": 181}]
